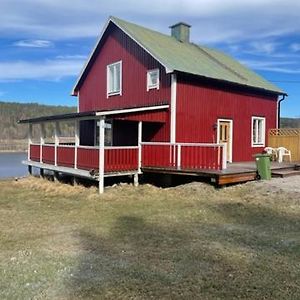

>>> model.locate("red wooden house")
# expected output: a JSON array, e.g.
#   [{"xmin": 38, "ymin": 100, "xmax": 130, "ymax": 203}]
[{"xmin": 20, "ymin": 16, "xmax": 286, "ymax": 192}]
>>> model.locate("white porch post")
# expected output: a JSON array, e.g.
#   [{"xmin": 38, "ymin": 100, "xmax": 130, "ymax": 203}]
[
  {"xmin": 40, "ymin": 123, "xmax": 45, "ymax": 163},
  {"xmin": 74, "ymin": 119, "xmax": 79, "ymax": 169},
  {"xmin": 28, "ymin": 124, "xmax": 32, "ymax": 161},
  {"xmin": 170, "ymin": 73, "xmax": 177, "ymax": 144},
  {"xmin": 54, "ymin": 121, "xmax": 59, "ymax": 166},
  {"xmin": 134, "ymin": 121, "xmax": 143, "ymax": 187},
  {"xmin": 222, "ymin": 144, "xmax": 227, "ymax": 170},
  {"xmin": 177, "ymin": 144, "xmax": 181, "ymax": 169},
  {"xmin": 138, "ymin": 121, "xmax": 142, "ymax": 173},
  {"xmin": 98, "ymin": 117, "xmax": 105, "ymax": 194}
]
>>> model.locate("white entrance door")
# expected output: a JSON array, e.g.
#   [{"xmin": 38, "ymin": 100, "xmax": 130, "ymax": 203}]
[{"xmin": 217, "ymin": 119, "xmax": 233, "ymax": 162}]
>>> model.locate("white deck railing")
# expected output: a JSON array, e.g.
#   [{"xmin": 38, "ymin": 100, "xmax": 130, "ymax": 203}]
[{"xmin": 141, "ymin": 142, "xmax": 227, "ymax": 170}]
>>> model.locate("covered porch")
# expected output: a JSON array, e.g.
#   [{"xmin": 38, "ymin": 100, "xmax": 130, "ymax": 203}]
[
  {"xmin": 19, "ymin": 105, "xmax": 228, "ymax": 193},
  {"xmin": 20, "ymin": 105, "xmax": 169, "ymax": 193}
]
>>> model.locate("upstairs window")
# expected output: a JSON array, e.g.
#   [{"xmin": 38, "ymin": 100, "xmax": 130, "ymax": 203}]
[
  {"xmin": 147, "ymin": 69, "xmax": 159, "ymax": 91},
  {"xmin": 252, "ymin": 116, "xmax": 266, "ymax": 147},
  {"xmin": 107, "ymin": 61, "xmax": 122, "ymax": 97}
]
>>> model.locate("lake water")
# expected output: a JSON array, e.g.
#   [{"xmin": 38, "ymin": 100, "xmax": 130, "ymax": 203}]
[{"xmin": 0, "ymin": 152, "xmax": 28, "ymax": 179}]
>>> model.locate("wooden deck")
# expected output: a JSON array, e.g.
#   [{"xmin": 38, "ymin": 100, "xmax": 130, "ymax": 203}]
[
  {"xmin": 24, "ymin": 158, "xmax": 300, "ymax": 188},
  {"xmin": 142, "ymin": 161, "xmax": 300, "ymax": 185},
  {"xmin": 23, "ymin": 160, "xmax": 139, "ymax": 180}
]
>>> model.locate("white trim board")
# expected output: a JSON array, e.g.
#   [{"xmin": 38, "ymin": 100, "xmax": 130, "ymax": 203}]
[
  {"xmin": 96, "ymin": 104, "xmax": 169, "ymax": 116},
  {"xmin": 217, "ymin": 118, "xmax": 233, "ymax": 163}
]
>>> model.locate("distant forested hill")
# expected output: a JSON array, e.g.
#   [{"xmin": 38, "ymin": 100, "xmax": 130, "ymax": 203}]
[
  {"xmin": 281, "ymin": 118, "xmax": 300, "ymax": 128},
  {"xmin": 0, "ymin": 101, "xmax": 76, "ymax": 140},
  {"xmin": 0, "ymin": 101, "xmax": 299, "ymax": 142}
]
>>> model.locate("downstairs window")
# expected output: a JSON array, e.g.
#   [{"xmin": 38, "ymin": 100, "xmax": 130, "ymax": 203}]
[{"xmin": 252, "ymin": 116, "xmax": 266, "ymax": 147}]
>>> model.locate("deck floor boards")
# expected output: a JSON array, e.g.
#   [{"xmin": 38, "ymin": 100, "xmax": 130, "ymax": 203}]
[
  {"xmin": 24, "ymin": 160, "xmax": 300, "ymax": 186},
  {"xmin": 142, "ymin": 161, "xmax": 300, "ymax": 185}
]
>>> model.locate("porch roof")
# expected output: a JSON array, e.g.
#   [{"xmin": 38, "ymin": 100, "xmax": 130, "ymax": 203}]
[{"xmin": 18, "ymin": 104, "xmax": 169, "ymax": 124}]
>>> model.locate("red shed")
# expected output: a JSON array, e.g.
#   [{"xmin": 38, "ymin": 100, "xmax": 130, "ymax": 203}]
[{"xmin": 19, "ymin": 16, "xmax": 286, "ymax": 192}]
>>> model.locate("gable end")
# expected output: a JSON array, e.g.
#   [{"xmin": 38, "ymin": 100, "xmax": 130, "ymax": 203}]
[{"xmin": 72, "ymin": 17, "xmax": 173, "ymax": 96}]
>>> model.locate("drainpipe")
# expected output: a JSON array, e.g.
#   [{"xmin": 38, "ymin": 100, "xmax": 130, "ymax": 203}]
[{"xmin": 277, "ymin": 95, "xmax": 286, "ymax": 129}]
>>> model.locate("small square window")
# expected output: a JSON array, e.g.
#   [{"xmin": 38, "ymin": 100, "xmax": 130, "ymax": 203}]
[
  {"xmin": 252, "ymin": 116, "xmax": 266, "ymax": 147},
  {"xmin": 147, "ymin": 69, "xmax": 159, "ymax": 91},
  {"xmin": 107, "ymin": 61, "xmax": 122, "ymax": 97}
]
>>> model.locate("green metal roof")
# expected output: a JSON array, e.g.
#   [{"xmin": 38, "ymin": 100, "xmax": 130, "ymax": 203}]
[{"xmin": 110, "ymin": 16, "xmax": 284, "ymax": 94}]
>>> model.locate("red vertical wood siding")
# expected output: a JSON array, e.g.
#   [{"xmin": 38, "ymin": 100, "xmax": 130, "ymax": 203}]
[
  {"xmin": 30, "ymin": 144, "xmax": 40, "ymax": 162},
  {"xmin": 104, "ymin": 148, "xmax": 138, "ymax": 172},
  {"xmin": 77, "ymin": 148, "xmax": 99, "ymax": 170},
  {"xmin": 78, "ymin": 23, "xmax": 170, "ymax": 142},
  {"xmin": 116, "ymin": 110, "xmax": 170, "ymax": 142},
  {"xmin": 176, "ymin": 75, "xmax": 278, "ymax": 162},
  {"xmin": 57, "ymin": 146, "xmax": 75, "ymax": 168},
  {"xmin": 113, "ymin": 116, "xmax": 170, "ymax": 146},
  {"xmin": 78, "ymin": 23, "xmax": 171, "ymax": 112},
  {"xmin": 180, "ymin": 145, "xmax": 221, "ymax": 170},
  {"xmin": 42, "ymin": 145, "xmax": 55, "ymax": 164},
  {"xmin": 142, "ymin": 144, "xmax": 177, "ymax": 168},
  {"xmin": 115, "ymin": 110, "xmax": 168, "ymax": 123},
  {"xmin": 141, "ymin": 144, "xmax": 222, "ymax": 170},
  {"xmin": 141, "ymin": 123, "xmax": 167, "ymax": 143}
]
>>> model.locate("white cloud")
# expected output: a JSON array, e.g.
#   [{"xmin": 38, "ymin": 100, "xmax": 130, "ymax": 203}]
[
  {"xmin": 13, "ymin": 39, "xmax": 53, "ymax": 48},
  {"xmin": 0, "ymin": 58, "xmax": 85, "ymax": 81},
  {"xmin": 1, "ymin": 0, "xmax": 300, "ymax": 81},
  {"xmin": 241, "ymin": 59, "xmax": 300, "ymax": 73},
  {"xmin": 249, "ymin": 42, "xmax": 279, "ymax": 55},
  {"xmin": 290, "ymin": 43, "xmax": 300, "ymax": 52},
  {"xmin": 56, "ymin": 55, "xmax": 87, "ymax": 60},
  {"xmin": 1, "ymin": 0, "xmax": 300, "ymax": 43}
]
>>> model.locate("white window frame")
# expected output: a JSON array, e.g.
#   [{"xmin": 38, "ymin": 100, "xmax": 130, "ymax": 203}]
[
  {"xmin": 107, "ymin": 61, "xmax": 122, "ymax": 98},
  {"xmin": 251, "ymin": 116, "xmax": 266, "ymax": 147},
  {"xmin": 147, "ymin": 69, "xmax": 160, "ymax": 91}
]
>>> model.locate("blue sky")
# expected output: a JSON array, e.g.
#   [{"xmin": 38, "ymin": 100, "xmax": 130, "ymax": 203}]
[{"xmin": 0, "ymin": 0, "xmax": 300, "ymax": 117}]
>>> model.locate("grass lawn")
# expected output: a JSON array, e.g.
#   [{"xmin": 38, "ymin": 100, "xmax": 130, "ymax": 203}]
[{"xmin": 0, "ymin": 177, "xmax": 300, "ymax": 299}]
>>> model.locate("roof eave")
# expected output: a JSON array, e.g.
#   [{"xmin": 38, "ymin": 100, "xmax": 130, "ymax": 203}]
[
  {"xmin": 71, "ymin": 17, "xmax": 112, "ymax": 96},
  {"xmin": 18, "ymin": 104, "xmax": 170, "ymax": 124},
  {"xmin": 176, "ymin": 70, "xmax": 286, "ymax": 96}
]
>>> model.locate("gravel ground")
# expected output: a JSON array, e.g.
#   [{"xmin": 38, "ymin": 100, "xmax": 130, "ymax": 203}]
[{"xmin": 256, "ymin": 176, "xmax": 300, "ymax": 194}]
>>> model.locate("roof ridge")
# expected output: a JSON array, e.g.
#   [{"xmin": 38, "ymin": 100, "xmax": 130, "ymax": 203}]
[
  {"xmin": 194, "ymin": 44, "xmax": 248, "ymax": 82},
  {"xmin": 112, "ymin": 17, "xmax": 251, "ymax": 83},
  {"xmin": 73, "ymin": 16, "xmax": 284, "ymax": 95},
  {"xmin": 111, "ymin": 16, "xmax": 175, "ymax": 41}
]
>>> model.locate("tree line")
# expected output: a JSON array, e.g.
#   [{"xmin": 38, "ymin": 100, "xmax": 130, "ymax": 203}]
[
  {"xmin": 0, "ymin": 101, "xmax": 76, "ymax": 140},
  {"xmin": 0, "ymin": 101, "xmax": 299, "ymax": 141},
  {"xmin": 281, "ymin": 117, "xmax": 300, "ymax": 128}
]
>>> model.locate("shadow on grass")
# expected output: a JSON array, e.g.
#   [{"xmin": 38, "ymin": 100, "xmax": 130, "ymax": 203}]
[
  {"xmin": 212, "ymin": 202, "xmax": 300, "ymax": 256},
  {"xmin": 215, "ymin": 199, "xmax": 300, "ymax": 234},
  {"xmin": 67, "ymin": 216, "xmax": 191, "ymax": 299},
  {"xmin": 66, "ymin": 208, "xmax": 300, "ymax": 299}
]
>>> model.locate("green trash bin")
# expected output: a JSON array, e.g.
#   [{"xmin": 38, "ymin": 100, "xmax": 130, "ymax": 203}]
[{"xmin": 255, "ymin": 154, "xmax": 271, "ymax": 180}]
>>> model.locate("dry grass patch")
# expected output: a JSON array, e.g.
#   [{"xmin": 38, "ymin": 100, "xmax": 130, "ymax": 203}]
[{"xmin": 0, "ymin": 176, "xmax": 300, "ymax": 299}]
